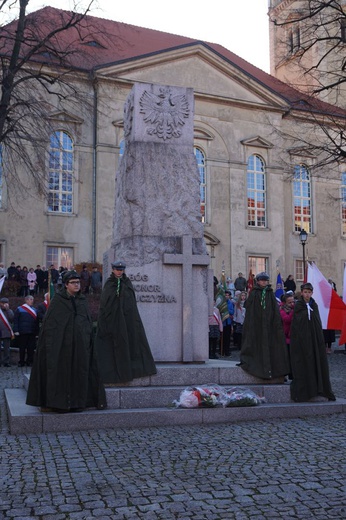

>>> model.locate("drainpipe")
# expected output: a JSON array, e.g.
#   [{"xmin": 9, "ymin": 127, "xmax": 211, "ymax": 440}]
[{"xmin": 91, "ymin": 78, "xmax": 98, "ymax": 263}]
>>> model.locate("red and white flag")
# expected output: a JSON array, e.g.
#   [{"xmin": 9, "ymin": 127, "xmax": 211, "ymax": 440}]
[
  {"xmin": 307, "ymin": 262, "xmax": 346, "ymax": 345},
  {"xmin": 0, "ymin": 275, "xmax": 5, "ymax": 294},
  {"xmin": 247, "ymin": 269, "xmax": 254, "ymax": 294},
  {"xmin": 343, "ymin": 263, "xmax": 346, "ymax": 305}
]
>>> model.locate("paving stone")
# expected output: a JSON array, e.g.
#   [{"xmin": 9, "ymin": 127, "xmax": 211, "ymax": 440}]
[{"xmin": 1, "ymin": 353, "xmax": 346, "ymax": 518}]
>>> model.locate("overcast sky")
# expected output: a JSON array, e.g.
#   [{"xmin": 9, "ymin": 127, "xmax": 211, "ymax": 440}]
[{"xmin": 26, "ymin": 0, "xmax": 270, "ymax": 72}]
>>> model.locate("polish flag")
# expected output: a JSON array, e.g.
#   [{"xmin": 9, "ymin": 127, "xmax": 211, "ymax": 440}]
[
  {"xmin": 307, "ymin": 263, "xmax": 346, "ymax": 345},
  {"xmin": 0, "ymin": 275, "xmax": 5, "ymax": 294}
]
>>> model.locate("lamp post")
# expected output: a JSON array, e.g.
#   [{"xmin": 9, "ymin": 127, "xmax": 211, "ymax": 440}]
[{"xmin": 299, "ymin": 229, "xmax": 308, "ymax": 280}]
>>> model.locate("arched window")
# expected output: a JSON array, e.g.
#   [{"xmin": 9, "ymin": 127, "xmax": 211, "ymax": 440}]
[
  {"xmin": 247, "ymin": 154, "xmax": 266, "ymax": 228},
  {"xmin": 194, "ymin": 147, "xmax": 206, "ymax": 223},
  {"xmin": 293, "ymin": 164, "xmax": 311, "ymax": 233},
  {"xmin": 48, "ymin": 131, "xmax": 73, "ymax": 213},
  {"xmin": 341, "ymin": 172, "xmax": 346, "ymax": 235}
]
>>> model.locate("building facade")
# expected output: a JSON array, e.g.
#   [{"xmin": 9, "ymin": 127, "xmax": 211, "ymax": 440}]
[{"xmin": 0, "ymin": 6, "xmax": 345, "ymax": 288}]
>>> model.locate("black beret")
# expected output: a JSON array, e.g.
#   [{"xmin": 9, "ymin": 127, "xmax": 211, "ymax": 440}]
[
  {"xmin": 63, "ymin": 270, "xmax": 80, "ymax": 283},
  {"xmin": 256, "ymin": 272, "xmax": 270, "ymax": 281},
  {"xmin": 301, "ymin": 282, "xmax": 313, "ymax": 291}
]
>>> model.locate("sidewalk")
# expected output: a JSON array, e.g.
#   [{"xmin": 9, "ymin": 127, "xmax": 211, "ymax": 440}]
[{"xmin": 1, "ymin": 351, "xmax": 346, "ymax": 519}]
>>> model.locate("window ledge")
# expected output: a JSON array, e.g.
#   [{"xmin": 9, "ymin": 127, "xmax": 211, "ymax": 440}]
[
  {"xmin": 45, "ymin": 211, "xmax": 76, "ymax": 217},
  {"xmin": 246, "ymin": 226, "xmax": 271, "ymax": 231}
]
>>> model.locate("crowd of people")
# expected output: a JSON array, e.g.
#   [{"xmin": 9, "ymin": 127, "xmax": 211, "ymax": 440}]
[
  {"xmin": 210, "ymin": 271, "xmax": 337, "ymax": 403},
  {"xmin": 0, "ymin": 261, "xmax": 339, "ymax": 406},
  {"xmin": 0, "ymin": 262, "xmax": 103, "ymax": 296},
  {"xmin": 0, "ymin": 261, "xmax": 157, "ymax": 413}
]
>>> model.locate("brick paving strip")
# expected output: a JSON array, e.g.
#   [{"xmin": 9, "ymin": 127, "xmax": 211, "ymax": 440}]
[{"xmin": 1, "ymin": 352, "xmax": 346, "ymax": 519}]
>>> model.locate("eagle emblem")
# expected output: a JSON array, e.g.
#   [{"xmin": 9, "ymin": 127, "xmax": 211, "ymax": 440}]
[{"xmin": 139, "ymin": 87, "xmax": 190, "ymax": 140}]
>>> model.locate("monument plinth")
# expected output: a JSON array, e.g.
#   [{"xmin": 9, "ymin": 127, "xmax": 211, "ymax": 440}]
[{"xmin": 104, "ymin": 82, "xmax": 210, "ymax": 362}]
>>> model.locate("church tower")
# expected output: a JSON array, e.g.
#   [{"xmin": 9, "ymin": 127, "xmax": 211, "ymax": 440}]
[{"xmin": 268, "ymin": 0, "xmax": 346, "ymax": 108}]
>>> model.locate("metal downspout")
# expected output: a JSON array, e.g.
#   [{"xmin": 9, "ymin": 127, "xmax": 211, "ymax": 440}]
[{"xmin": 92, "ymin": 79, "xmax": 97, "ymax": 263}]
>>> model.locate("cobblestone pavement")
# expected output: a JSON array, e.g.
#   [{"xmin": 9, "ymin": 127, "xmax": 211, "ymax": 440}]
[{"xmin": 1, "ymin": 352, "xmax": 346, "ymax": 519}]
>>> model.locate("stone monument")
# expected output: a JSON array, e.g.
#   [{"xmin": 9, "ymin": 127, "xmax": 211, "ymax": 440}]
[{"xmin": 104, "ymin": 82, "xmax": 211, "ymax": 362}]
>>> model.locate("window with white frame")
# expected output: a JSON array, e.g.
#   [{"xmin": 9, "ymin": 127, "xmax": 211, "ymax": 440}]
[
  {"xmin": 295, "ymin": 259, "xmax": 304, "ymax": 282},
  {"xmin": 293, "ymin": 164, "xmax": 312, "ymax": 233},
  {"xmin": 248, "ymin": 256, "xmax": 269, "ymax": 276},
  {"xmin": 46, "ymin": 246, "xmax": 74, "ymax": 269},
  {"xmin": 48, "ymin": 131, "xmax": 73, "ymax": 213},
  {"xmin": 194, "ymin": 147, "xmax": 206, "ymax": 223},
  {"xmin": 342, "ymin": 172, "xmax": 346, "ymax": 235},
  {"xmin": 247, "ymin": 154, "xmax": 267, "ymax": 228}
]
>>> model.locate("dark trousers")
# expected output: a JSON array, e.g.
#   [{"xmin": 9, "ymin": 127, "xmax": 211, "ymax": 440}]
[
  {"xmin": 19, "ymin": 286, "xmax": 29, "ymax": 297},
  {"xmin": 222, "ymin": 324, "xmax": 232, "ymax": 356},
  {"xmin": 0, "ymin": 338, "xmax": 11, "ymax": 365},
  {"xmin": 209, "ymin": 337, "xmax": 219, "ymax": 358},
  {"xmin": 17, "ymin": 334, "xmax": 36, "ymax": 365}
]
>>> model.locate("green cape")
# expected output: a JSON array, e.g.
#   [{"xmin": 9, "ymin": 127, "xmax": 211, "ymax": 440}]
[
  {"xmin": 26, "ymin": 287, "xmax": 106, "ymax": 410},
  {"xmin": 95, "ymin": 273, "xmax": 157, "ymax": 384},
  {"xmin": 290, "ymin": 297, "xmax": 335, "ymax": 402},
  {"xmin": 240, "ymin": 285, "xmax": 289, "ymax": 379}
]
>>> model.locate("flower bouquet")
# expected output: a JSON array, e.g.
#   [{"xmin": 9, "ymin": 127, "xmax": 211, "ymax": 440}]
[
  {"xmin": 174, "ymin": 384, "xmax": 222, "ymax": 408},
  {"xmin": 220, "ymin": 387, "xmax": 266, "ymax": 407}
]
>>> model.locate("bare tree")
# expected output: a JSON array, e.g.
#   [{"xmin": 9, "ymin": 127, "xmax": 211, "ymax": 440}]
[
  {"xmin": 269, "ymin": 1, "xmax": 346, "ymax": 181},
  {"xmin": 269, "ymin": 1, "xmax": 346, "ymax": 99},
  {"xmin": 0, "ymin": 0, "xmax": 97, "ymax": 203}
]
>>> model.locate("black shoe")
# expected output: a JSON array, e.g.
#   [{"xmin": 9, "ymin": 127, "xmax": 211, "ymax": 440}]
[
  {"xmin": 18, "ymin": 362, "xmax": 25, "ymax": 367},
  {"xmin": 4, "ymin": 364, "xmax": 11, "ymax": 367}
]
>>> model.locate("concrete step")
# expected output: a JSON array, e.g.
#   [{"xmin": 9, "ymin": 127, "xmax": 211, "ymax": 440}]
[
  {"xmin": 6, "ymin": 388, "xmax": 346, "ymax": 435},
  {"xmin": 21, "ymin": 361, "xmax": 292, "ymax": 409},
  {"xmin": 23, "ymin": 375, "xmax": 291, "ymax": 408},
  {"xmin": 21, "ymin": 360, "xmax": 288, "ymax": 389},
  {"xmin": 103, "ymin": 384, "xmax": 291, "ymax": 409}
]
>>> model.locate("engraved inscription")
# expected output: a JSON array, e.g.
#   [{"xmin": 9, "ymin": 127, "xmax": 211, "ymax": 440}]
[{"xmin": 128, "ymin": 272, "xmax": 177, "ymax": 303}]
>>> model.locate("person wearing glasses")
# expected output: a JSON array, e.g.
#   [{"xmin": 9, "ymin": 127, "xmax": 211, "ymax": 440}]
[
  {"xmin": 26, "ymin": 270, "xmax": 106, "ymax": 413},
  {"xmin": 95, "ymin": 261, "xmax": 157, "ymax": 384}
]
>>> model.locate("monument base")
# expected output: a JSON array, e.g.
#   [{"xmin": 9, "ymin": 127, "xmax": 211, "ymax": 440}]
[{"xmin": 6, "ymin": 364, "xmax": 344, "ymax": 434}]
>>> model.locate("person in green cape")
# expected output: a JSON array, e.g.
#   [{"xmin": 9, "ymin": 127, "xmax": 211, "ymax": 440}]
[
  {"xmin": 290, "ymin": 282, "xmax": 335, "ymax": 402},
  {"xmin": 95, "ymin": 261, "xmax": 157, "ymax": 384},
  {"xmin": 26, "ymin": 270, "xmax": 107, "ymax": 413},
  {"xmin": 239, "ymin": 271, "xmax": 289, "ymax": 379}
]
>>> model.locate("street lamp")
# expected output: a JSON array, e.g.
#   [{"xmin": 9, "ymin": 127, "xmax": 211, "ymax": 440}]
[{"xmin": 299, "ymin": 229, "xmax": 308, "ymax": 279}]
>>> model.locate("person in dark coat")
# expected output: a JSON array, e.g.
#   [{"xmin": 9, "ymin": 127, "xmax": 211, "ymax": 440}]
[
  {"xmin": 0, "ymin": 297, "xmax": 14, "ymax": 367},
  {"xmin": 13, "ymin": 295, "xmax": 39, "ymax": 367},
  {"xmin": 290, "ymin": 282, "xmax": 335, "ymax": 402},
  {"xmin": 284, "ymin": 275, "xmax": 296, "ymax": 294},
  {"xmin": 239, "ymin": 272, "xmax": 289, "ymax": 379},
  {"xmin": 7, "ymin": 262, "xmax": 18, "ymax": 281},
  {"xmin": 36, "ymin": 293, "xmax": 49, "ymax": 323},
  {"xmin": 26, "ymin": 270, "xmax": 106, "ymax": 413},
  {"xmin": 95, "ymin": 260, "xmax": 157, "ymax": 384}
]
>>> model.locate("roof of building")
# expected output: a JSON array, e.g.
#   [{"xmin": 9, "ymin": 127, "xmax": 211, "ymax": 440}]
[{"xmin": 2, "ymin": 6, "xmax": 346, "ymax": 118}]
